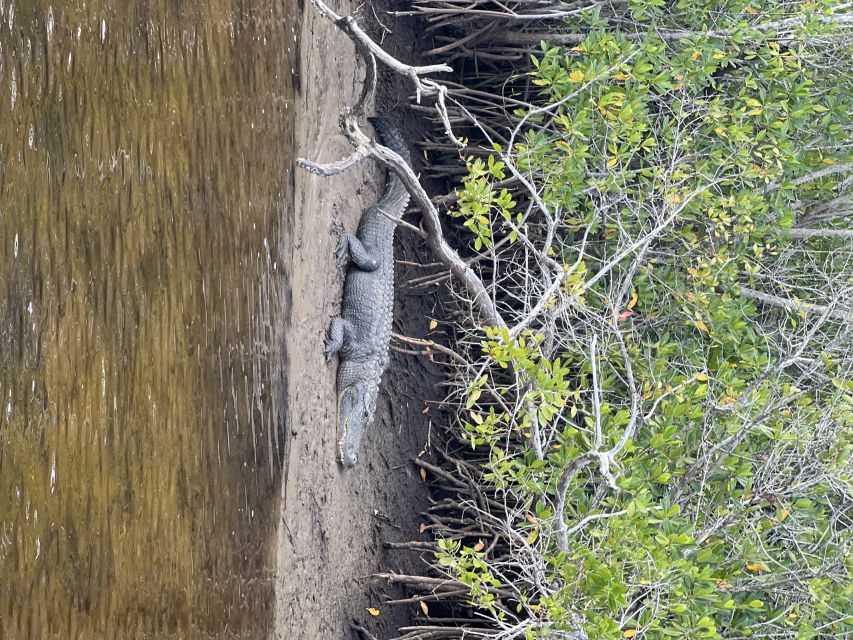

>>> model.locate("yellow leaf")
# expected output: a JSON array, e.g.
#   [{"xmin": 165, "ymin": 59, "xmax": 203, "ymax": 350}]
[
  {"xmin": 613, "ymin": 72, "xmax": 629, "ymax": 81},
  {"xmin": 779, "ymin": 509, "xmax": 789, "ymax": 522},
  {"xmin": 607, "ymin": 157, "xmax": 618, "ymax": 168},
  {"xmin": 696, "ymin": 373, "xmax": 709, "ymax": 382},
  {"xmin": 419, "ymin": 468, "xmax": 427, "ymax": 481},
  {"xmin": 367, "ymin": 608, "xmax": 380, "ymax": 617},
  {"xmin": 747, "ymin": 563, "xmax": 769, "ymax": 572},
  {"xmin": 526, "ymin": 513, "xmax": 537, "ymax": 524},
  {"xmin": 628, "ymin": 290, "xmax": 638, "ymax": 310},
  {"xmin": 526, "ymin": 528, "xmax": 539, "ymax": 545},
  {"xmin": 569, "ymin": 69, "xmax": 585, "ymax": 82},
  {"xmin": 429, "ymin": 319, "xmax": 438, "ymax": 330},
  {"xmin": 694, "ymin": 319, "xmax": 709, "ymax": 333},
  {"xmin": 691, "ymin": 50, "xmax": 701, "ymax": 60},
  {"xmin": 822, "ymin": 158, "xmax": 835, "ymax": 165},
  {"xmin": 623, "ymin": 631, "xmax": 638, "ymax": 638},
  {"xmin": 473, "ymin": 540, "xmax": 485, "ymax": 552},
  {"xmin": 745, "ymin": 6, "xmax": 757, "ymax": 14},
  {"xmin": 420, "ymin": 601, "xmax": 429, "ymax": 615},
  {"xmin": 747, "ymin": 108, "xmax": 762, "ymax": 116},
  {"xmin": 529, "ymin": 603, "xmax": 542, "ymax": 612}
]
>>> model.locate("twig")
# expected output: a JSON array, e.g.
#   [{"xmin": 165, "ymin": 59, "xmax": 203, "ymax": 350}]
[
  {"xmin": 392, "ymin": 332, "xmax": 468, "ymax": 365},
  {"xmin": 377, "ymin": 206, "xmax": 427, "ymax": 238},
  {"xmin": 351, "ymin": 620, "xmax": 381, "ymax": 640}
]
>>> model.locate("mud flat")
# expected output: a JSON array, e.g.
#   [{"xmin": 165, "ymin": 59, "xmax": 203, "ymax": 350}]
[{"xmin": 274, "ymin": 1, "xmax": 445, "ymax": 637}]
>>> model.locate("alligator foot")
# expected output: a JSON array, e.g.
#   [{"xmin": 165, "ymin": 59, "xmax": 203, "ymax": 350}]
[
  {"xmin": 336, "ymin": 233, "xmax": 379, "ymax": 272},
  {"xmin": 325, "ymin": 317, "xmax": 354, "ymax": 362}
]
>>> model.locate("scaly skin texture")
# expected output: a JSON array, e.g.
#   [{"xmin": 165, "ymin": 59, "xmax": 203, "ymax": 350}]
[{"xmin": 325, "ymin": 117, "xmax": 412, "ymax": 467}]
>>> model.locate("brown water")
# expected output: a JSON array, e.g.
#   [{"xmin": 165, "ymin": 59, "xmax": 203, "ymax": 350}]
[{"xmin": 0, "ymin": 1, "xmax": 298, "ymax": 637}]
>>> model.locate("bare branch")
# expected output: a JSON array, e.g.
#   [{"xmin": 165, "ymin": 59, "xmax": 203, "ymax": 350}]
[
  {"xmin": 765, "ymin": 163, "xmax": 853, "ymax": 193},
  {"xmin": 297, "ymin": 146, "xmax": 370, "ymax": 177},
  {"xmin": 300, "ymin": 114, "xmax": 506, "ymax": 328},
  {"xmin": 739, "ymin": 285, "xmax": 853, "ymax": 322},
  {"xmin": 788, "ymin": 227, "xmax": 853, "ymax": 240}
]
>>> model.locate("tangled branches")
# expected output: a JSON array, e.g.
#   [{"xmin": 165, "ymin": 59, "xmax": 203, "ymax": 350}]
[{"xmin": 301, "ymin": 0, "xmax": 853, "ymax": 638}]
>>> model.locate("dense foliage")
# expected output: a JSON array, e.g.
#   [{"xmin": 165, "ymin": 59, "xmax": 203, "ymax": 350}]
[{"xmin": 430, "ymin": 2, "xmax": 853, "ymax": 638}]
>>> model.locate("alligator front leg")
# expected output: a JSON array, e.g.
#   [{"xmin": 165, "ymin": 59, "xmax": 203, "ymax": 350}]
[
  {"xmin": 325, "ymin": 317, "xmax": 356, "ymax": 362},
  {"xmin": 335, "ymin": 233, "xmax": 379, "ymax": 271}
]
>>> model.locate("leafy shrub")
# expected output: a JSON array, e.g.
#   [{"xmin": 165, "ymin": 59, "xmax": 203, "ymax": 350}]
[{"xmin": 430, "ymin": 2, "xmax": 853, "ymax": 639}]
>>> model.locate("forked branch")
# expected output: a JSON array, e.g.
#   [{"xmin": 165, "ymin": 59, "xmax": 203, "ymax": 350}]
[{"xmin": 299, "ymin": 113, "xmax": 505, "ymax": 328}]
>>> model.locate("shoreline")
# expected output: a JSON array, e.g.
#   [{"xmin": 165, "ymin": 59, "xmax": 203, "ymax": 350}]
[{"xmin": 273, "ymin": 1, "xmax": 443, "ymax": 637}]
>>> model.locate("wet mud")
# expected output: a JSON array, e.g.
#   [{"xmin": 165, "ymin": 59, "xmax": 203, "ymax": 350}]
[{"xmin": 275, "ymin": 0, "xmax": 446, "ymax": 637}]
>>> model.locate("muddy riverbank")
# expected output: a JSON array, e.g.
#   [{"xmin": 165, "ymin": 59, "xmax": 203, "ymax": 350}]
[{"xmin": 274, "ymin": 0, "xmax": 447, "ymax": 637}]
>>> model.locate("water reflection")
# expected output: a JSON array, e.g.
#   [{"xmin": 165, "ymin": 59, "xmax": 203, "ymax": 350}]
[{"xmin": 0, "ymin": 1, "xmax": 298, "ymax": 636}]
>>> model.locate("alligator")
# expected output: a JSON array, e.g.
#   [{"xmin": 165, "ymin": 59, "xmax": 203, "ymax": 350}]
[{"xmin": 324, "ymin": 117, "xmax": 412, "ymax": 467}]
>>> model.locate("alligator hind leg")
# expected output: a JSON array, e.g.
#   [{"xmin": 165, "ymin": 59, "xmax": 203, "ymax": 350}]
[
  {"xmin": 335, "ymin": 233, "xmax": 379, "ymax": 271},
  {"xmin": 325, "ymin": 317, "xmax": 355, "ymax": 362}
]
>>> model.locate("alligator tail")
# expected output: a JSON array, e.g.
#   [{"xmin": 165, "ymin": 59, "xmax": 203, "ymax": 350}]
[{"xmin": 368, "ymin": 116, "xmax": 412, "ymax": 214}]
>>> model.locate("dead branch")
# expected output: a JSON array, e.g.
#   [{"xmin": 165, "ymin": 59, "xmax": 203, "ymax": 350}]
[
  {"xmin": 351, "ymin": 620, "xmax": 381, "ymax": 640},
  {"xmin": 391, "ymin": 332, "xmax": 470, "ymax": 365},
  {"xmin": 788, "ymin": 227, "xmax": 853, "ymax": 240},
  {"xmin": 740, "ymin": 285, "xmax": 853, "ymax": 322},
  {"xmin": 299, "ymin": 112, "xmax": 506, "ymax": 328}
]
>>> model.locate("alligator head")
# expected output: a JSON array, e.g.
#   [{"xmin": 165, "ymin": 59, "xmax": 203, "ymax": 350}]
[{"xmin": 336, "ymin": 380, "xmax": 378, "ymax": 468}]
